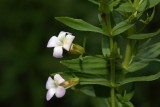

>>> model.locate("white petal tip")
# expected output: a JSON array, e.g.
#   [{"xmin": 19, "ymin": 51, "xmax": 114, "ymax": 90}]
[
  {"xmin": 55, "ymin": 86, "xmax": 66, "ymax": 98},
  {"xmin": 54, "ymin": 74, "xmax": 65, "ymax": 84},
  {"xmin": 53, "ymin": 46, "xmax": 63, "ymax": 58}
]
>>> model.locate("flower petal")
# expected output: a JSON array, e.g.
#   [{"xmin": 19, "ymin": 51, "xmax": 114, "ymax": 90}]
[
  {"xmin": 55, "ymin": 86, "xmax": 66, "ymax": 98},
  {"xmin": 58, "ymin": 31, "xmax": 66, "ymax": 41},
  {"xmin": 63, "ymin": 34, "xmax": 75, "ymax": 51},
  {"xmin": 46, "ymin": 77, "xmax": 55, "ymax": 90},
  {"xmin": 47, "ymin": 36, "xmax": 62, "ymax": 47},
  {"xmin": 46, "ymin": 88, "xmax": 56, "ymax": 101},
  {"xmin": 54, "ymin": 74, "xmax": 65, "ymax": 84},
  {"xmin": 53, "ymin": 46, "xmax": 63, "ymax": 58}
]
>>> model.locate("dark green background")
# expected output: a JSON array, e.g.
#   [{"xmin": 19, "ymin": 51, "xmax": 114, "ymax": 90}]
[{"xmin": 0, "ymin": 0, "xmax": 160, "ymax": 107}]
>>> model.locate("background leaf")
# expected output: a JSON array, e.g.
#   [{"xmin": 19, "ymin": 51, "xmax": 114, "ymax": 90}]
[
  {"xmin": 128, "ymin": 61, "xmax": 149, "ymax": 72},
  {"xmin": 128, "ymin": 29, "xmax": 160, "ymax": 39},
  {"xmin": 147, "ymin": 0, "xmax": 160, "ymax": 8},
  {"xmin": 118, "ymin": 72, "xmax": 160, "ymax": 86},
  {"xmin": 88, "ymin": 0, "xmax": 99, "ymax": 5},
  {"xmin": 136, "ymin": 42, "xmax": 160, "ymax": 58}
]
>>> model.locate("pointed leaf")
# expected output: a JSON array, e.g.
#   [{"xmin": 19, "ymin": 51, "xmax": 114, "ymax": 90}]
[
  {"xmin": 88, "ymin": 0, "xmax": 99, "ymax": 5},
  {"xmin": 80, "ymin": 77, "xmax": 111, "ymax": 87},
  {"xmin": 61, "ymin": 56, "xmax": 109, "ymax": 75},
  {"xmin": 138, "ymin": 0, "xmax": 148, "ymax": 12},
  {"xmin": 118, "ymin": 72, "xmax": 160, "ymax": 86},
  {"xmin": 128, "ymin": 61, "xmax": 149, "ymax": 72},
  {"xmin": 139, "ymin": 0, "xmax": 160, "ymax": 11},
  {"xmin": 147, "ymin": 0, "xmax": 160, "ymax": 8},
  {"xmin": 55, "ymin": 17, "xmax": 105, "ymax": 35},
  {"xmin": 125, "ymin": 102, "xmax": 134, "ymax": 107},
  {"xmin": 137, "ymin": 42, "xmax": 160, "ymax": 59},
  {"xmin": 112, "ymin": 20, "xmax": 134, "ymax": 36},
  {"xmin": 128, "ymin": 29, "xmax": 160, "ymax": 39},
  {"xmin": 76, "ymin": 85, "xmax": 96, "ymax": 97},
  {"xmin": 115, "ymin": 2, "xmax": 135, "ymax": 12}
]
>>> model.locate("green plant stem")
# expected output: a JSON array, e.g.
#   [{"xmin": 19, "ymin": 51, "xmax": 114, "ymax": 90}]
[
  {"xmin": 111, "ymin": 87, "xmax": 115, "ymax": 107},
  {"xmin": 109, "ymin": 34, "xmax": 116, "ymax": 107},
  {"xmin": 99, "ymin": 1, "xmax": 116, "ymax": 106},
  {"xmin": 110, "ymin": 58, "xmax": 116, "ymax": 107}
]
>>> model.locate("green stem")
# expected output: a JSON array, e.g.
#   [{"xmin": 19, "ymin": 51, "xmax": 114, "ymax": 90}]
[
  {"xmin": 109, "ymin": 37, "xmax": 116, "ymax": 107},
  {"xmin": 111, "ymin": 87, "xmax": 115, "ymax": 107},
  {"xmin": 99, "ymin": 1, "xmax": 116, "ymax": 106},
  {"xmin": 110, "ymin": 58, "xmax": 116, "ymax": 107}
]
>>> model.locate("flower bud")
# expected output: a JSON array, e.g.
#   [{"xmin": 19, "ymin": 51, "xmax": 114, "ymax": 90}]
[
  {"xmin": 69, "ymin": 44, "xmax": 85, "ymax": 55},
  {"xmin": 60, "ymin": 77, "xmax": 79, "ymax": 89}
]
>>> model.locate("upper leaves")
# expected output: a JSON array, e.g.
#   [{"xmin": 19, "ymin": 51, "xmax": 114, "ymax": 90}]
[
  {"xmin": 55, "ymin": 17, "xmax": 106, "ymax": 35},
  {"xmin": 112, "ymin": 20, "xmax": 134, "ymax": 36},
  {"xmin": 115, "ymin": 0, "xmax": 160, "ymax": 12}
]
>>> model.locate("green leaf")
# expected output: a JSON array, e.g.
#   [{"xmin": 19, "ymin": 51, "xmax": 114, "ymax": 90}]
[
  {"xmin": 112, "ymin": 20, "xmax": 134, "ymax": 36},
  {"xmin": 128, "ymin": 61, "xmax": 149, "ymax": 72},
  {"xmin": 118, "ymin": 72, "xmax": 160, "ymax": 86},
  {"xmin": 80, "ymin": 77, "xmax": 111, "ymax": 87},
  {"xmin": 102, "ymin": 36, "xmax": 110, "ymax": 57},
  {"xmin": 61, "ymin": 56, "xmax": 109, "ymax": 75},
  {"xmin": 115, "ymin": 2, "xmax": 135, "ymax": 12},
  {"xmin": 75, "ymin": 85, "xmax": 96, "ymax": 97},
  {"xmin": 139, "ymin": 0, "xmax": 160, "ymax": 11},
  {"xmin": 128, "ymin": 29, "xmax": 160, "ymax": 39},
  {"xmin": 55, "ymin": 17, "xmax": 105, "ymax": 35},
  {"xmin": 138, "ymin": 0, "xmax": 148, "ymax": 12},
  {"xmin": 140, "ymin": 58, "xmax": 160, "ymax": 62},
  {"xmin": 88, "ymin": 0, "xmax": 99, "ymax": 5},
  {"xmin": 147, "ymin": 0, "xmax": 160, "ymax": 8},
  {"xmin": 137, "ymin": 42, "xmax": 160, "ymax": 59},
  {"xmin": 125, "ymin": 102, "xmax": 134, "ymax": 107},
  {"xmin": 51, "ymin": 71, "xmax": 111, "ymax": 87}
]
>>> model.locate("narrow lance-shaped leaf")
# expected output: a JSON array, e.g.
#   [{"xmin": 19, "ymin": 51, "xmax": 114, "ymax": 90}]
[
  {"xmin": 138, "ymin": 0, "xmax": 160, "ymax": 11},
  {"xmin": 128, "ymin": 29, "xmax": 160, "ymax": 39},
  {"xmin": 128, "ymin": 61, "xmax": 149, "ymax": 72},
  {"xmin": 118, "ymin": 72, "xmax": 160, "ymax": 86},
  {"xmin": 55, "ymin": 17, "xmax": 106, "ymax": 35},
  {"xmin": 80, "ymin": 77, "xmax": 111, "ymax": 87},
  {"xmin": 146, "ymin": 0, "xmax": 160, "ymax": 9},
  {"xmin": 88, "ymin": 0, "xmax": 99, "ymax": 5},
  {"xmin": 137, "ymin": 42, "xmax": 160, "ymax": 59},
  {"xmin": 112, "ymin": 20, "xmax": 134, "ymax": 36},
  {"xmin": 138, "ymin": 0, "xmax": 148, "ymax": 12},
  {"xmin": 114, "ymin": 2, "xmax": 135, "ymax": 12},
  {"xmin": 60, "ymin": 56, "xmax": 109, "ymax": 75},
  {"xmin": 125, "ymin": 102, "xmax": 134, "ymax": 107}
]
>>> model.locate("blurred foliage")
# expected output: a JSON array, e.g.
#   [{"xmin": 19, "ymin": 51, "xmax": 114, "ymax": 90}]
[{"xmin": 0, "ymin": 0, "xmax": 159, "ymax": 107}]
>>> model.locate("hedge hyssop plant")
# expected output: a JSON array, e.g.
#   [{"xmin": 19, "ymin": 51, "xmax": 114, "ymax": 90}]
[{"xmin": 46, "ymin": 0, "xmax": 160, "ymax": 107}]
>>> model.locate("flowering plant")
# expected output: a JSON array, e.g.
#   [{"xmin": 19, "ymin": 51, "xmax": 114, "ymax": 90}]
[{"xmin": 46, "ymin": 0, "xmax": 160, "ymax": 107}]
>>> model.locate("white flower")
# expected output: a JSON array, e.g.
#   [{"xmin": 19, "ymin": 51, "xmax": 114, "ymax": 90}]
[
  {"xmin": 47, "ymin": 31, "xmax": 75, "ymax": 58},
  {"xmin": 46, "ymin": 74, "xmax": 66, "ymax": 101}
]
